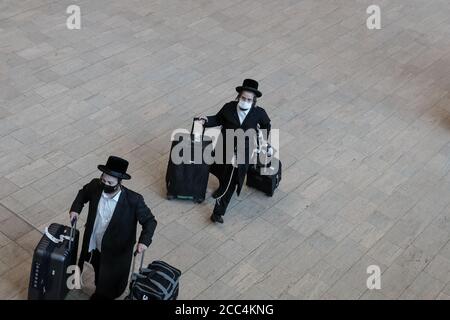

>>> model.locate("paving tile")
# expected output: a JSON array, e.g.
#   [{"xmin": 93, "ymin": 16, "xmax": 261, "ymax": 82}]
[
  {"xmin": 2, "ymin": 0, "xmax": 450, "ymax": 300},
  {"xmin": 0, "ymin": 214, "xmax": 33, "ymax": 241},
  {"xmin": 177, "ymin": 270, "xmax": 210, "ymax": 300},
  {"xmin": 436, "ymin": 292, "xmax": 450, "ymax": 300},
  {"xmin": 15, "ymin": 229, "xmax": 43, "ymax": 254},
  {"xmin": 8, "ymin": 186, "xmax": 45, "ymax": 212},
  {"xmin": 399, "ymin": 272, "xmax": 445, "ymax": 300},
  {"xmin": 413, "ymin": 224, "xmax": 449, "ymax": 256},
  {"xmin": 425, "ymin": 255, "xmax": 450, "ymax": 283},
  {"xmin": 220, "ymin": 262, "xmax": 265, "ymax": 294},
  {"xmin": 244, "ymin": 226, "xmax": 305, "ymax": 274},
  {"xmin": 337, "ymin": 196, "xmax": 378, "ymax": 225},
  {"xmin": 288, "ymin": 210, "xmax": 326, "ymax": 237},
  {"xmin": 0, "ymin": 231, "xmax": 11, "ymax": 248},
  {"xmin": 367, "ymin": 239, "xmax": 404, "ymax": 267},
  {"xmin": 288, "ymin": 273, "xmax": 330, "ymax": 299},
  {"xmin": 30, "ymin": 167, "xmax": 82, "ymax": 198},
  {"xmin": 216, "ymin": 239, "xmax": 252, "ymax": 265},
  {"xmin": 17, "ymin": 202, "xmax": 60, "ymax": 228},
  {"xmin": 305, "ymin": 231, "xmax": 337, "ymax": 255},
  {"xmin": 232, "ymin": 217, "xmax": 278, "ymax": 251},
  {"xmin": 196, "ymin": 280, "xmax": 239, "ymax": 300},
  {"xmin": 324, "ymin": 238, "xmax": 367, "ymax": 272},
  {"xmin": 0, "ymin": 242, "xmax": 30, "ymax": 269},
  {"xmin": 159, "ymin": 221, "xmax": 195, "ymax": 246},
  {"xmin": 277, "ymin": 242, "xmax": 323, "ymax": 279},
  {"xmin": 190, "ymin": 252, "xmax": 235, "ymax": 285},
  {"xmin": 384, "ymin": 216, "xmax": 430, "ymax": 250},
  {"xmin": 187, "ymin": 229, "xmax": 223, "ymax": 255},
  {"xmin": 5, "ymin": 158, "xmax": 56, "ymax": 188},
  {"xmin": 237, "ymin": 284, "xmax": 275, "ymax": 300},
  {"xmin": 319, "ymin": 216, "xmax": 355, "ymax": 242},
  {"xmin": 162, "ymin": 242, "xmax": 206, "ymax": 274},
  {"xmin": 0, "ymin": 204, "xmax": 14, "ymax": 223},
  {"xmin": 381, "ymin": 263, "xmax": 423, "ymax": 299}
]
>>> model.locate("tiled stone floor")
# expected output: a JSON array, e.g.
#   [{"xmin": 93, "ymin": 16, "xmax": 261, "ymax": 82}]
[{"xmin": 1, "ymin": 0, "xmax": 450, "ymax": 300}]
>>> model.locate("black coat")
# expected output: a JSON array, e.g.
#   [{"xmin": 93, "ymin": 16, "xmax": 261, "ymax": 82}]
[
  {"xmin": 205, "ymin": 101, "xmax": 271, "ymax": 195},
  {"xmin": 70, "ymin": 178, "xmax": 157, "ymax": 299}
]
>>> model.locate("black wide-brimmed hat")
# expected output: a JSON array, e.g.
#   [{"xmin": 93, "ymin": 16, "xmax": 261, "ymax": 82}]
[
  {"xmin": 98, "ymin": 156, "xmax": 131, "ymax": 180},
  {"xmin": 235, "ymin": 78, "xmax": 262, "ymax": 98}
]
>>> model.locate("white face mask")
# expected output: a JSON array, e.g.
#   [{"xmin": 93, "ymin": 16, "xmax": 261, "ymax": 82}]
[{"xmin": 238, "ymin": 99, "xmax": 252, "ymax": 110}]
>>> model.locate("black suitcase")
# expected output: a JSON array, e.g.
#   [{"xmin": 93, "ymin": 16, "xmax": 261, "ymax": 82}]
[
  {"xmin": 166, "ymin": 117, "xmax": 212, "ymax": 203},
  {"xmin": 246, "ymin": 156, "xmax": 282, "ymax": 197},
  {"xmin": 125, "ymin": 251, "xmax": 181, "ymax": 300},
  {"xmin": 28, "ymin": 220, "xmax": 79, "ymax": 300}
]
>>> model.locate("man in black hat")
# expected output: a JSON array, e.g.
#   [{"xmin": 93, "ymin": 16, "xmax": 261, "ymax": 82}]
[
  {"xmin": 69, "ymin": 156, "xmax": 157, "ymax": 299},
  {"xmin": 198, "ymin": 79, "xmax": 272, "ymax": 223}
]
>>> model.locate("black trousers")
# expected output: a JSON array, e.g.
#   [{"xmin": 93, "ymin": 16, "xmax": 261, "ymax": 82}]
[
  {"xmin": 88, "ymin": 249, "xmax": 111, "ymax": 300},
  {"xmin": 213, "ymin": 167, "xmax": 239, "ymax": 216}
]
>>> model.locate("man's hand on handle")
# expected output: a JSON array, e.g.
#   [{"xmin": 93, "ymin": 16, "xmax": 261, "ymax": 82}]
[
  {"xmin": 69, "ymin": 211, "xmax": 79, "ymax": 223},
  {"xmin": 267, "ymin": 145, "xmax": 274, "ymax": 157},
  {"xmin": 136, "ymin": 243, "xmax": 148, "ymax": 254},
  {"xmin": 197, "ymin": 115, "xmax": 208, "ymax": 125}
]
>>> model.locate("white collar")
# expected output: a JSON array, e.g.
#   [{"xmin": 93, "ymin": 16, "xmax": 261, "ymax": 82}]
[{"xmin": 101, "ymin": 189, "xmax": 122, "ymax": 202}]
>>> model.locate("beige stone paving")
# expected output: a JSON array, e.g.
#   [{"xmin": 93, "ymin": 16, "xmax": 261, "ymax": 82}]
[{"xmin": 1, "ymin": 0, "xmax": 450, "ymax": 299}]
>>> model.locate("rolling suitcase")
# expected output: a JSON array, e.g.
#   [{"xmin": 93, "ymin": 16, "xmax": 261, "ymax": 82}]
[
  {"xmin": 125, "ymin": 251, "xmax": 181, "ymax": 300},
  {"xmin": 247, "ymin": 160, "xmax": 282, "ymax": 196},
  {"xmin": 28, "ymin": 219, "xmax": 79, "ymax": 300},
  {"xmin": 246, "ymin": 147, "xmax": 282, "ymax": 197},
  {"xmin": 246, "ymin": 131, "xmax": 282, "ymax": 197},
  {"xmin": 166, "ymin": 117, "xmax": 212, "ymax": 203}
]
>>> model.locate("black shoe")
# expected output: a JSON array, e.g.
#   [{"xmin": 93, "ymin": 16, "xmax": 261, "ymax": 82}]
[
  {"xmin": 90, "ymin": 293, "xmax": 99, "ymax": 300},
  {"xmin": 212, "ymin": 188, "xmax": 223, "ymax": 199},
  {"xmin": 210, "ymin": 213, "xmax": 224, "ymax": 224},
  {"xmin": 90, "ymin": 292, "xmax": 110, "ymax": 300}
]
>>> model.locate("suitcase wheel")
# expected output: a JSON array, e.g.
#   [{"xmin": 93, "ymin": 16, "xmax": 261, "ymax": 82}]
[
  {"xmin": 193, "ymin": 197, "xmax": 204, "ymax": 204},
  {"xmin": 167, "ymin": 194, "xmax": 175, "ymax": 200},
  {"xmin": 171, "ymin": 286, "xmax": 179, "ymax": 300}
]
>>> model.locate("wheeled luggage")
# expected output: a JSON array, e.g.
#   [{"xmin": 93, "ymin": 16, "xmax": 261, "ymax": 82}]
[
  {"xmin": 28, "ymin": 219, "xmax": 79, "ymax": 300},
  {"xmin": 247, "ymin": 140, "xmax": 281, "ymax": 197},
  {"xmin": 247, "ymin": 160, "xmax": 282, "ymax": 196},
  {"xmin": 166, "ymin": 117, "xmax": 212, "ymax": 203},
  {"xmin": 247, "ymin": 131, "xmax": 282, "ymax": 197},
  {"xmin": 125, "ymin": 251, "xmax": 181, "ymax": 300}
]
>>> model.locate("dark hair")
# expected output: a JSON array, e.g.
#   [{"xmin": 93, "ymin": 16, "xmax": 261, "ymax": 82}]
[
  {"xmin": 100, "ymin": 173, "xmax": 122, "ymax": 185},
  {"xmin": 236, "ymin": 92, "xmax": 257, "ymax": 108}
]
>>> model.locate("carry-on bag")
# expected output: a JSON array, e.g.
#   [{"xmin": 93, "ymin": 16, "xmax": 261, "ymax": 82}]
[
  {"xmin": 125, "ymin": 251, "xmax": 181, "ymax": 300},
  {"xmin": 166, "ymin": 117, "xmax": 212, "ymax": 203},
  {"xmin": 28, "ymin": 218, "xmax": 79, "ymax": 300}
]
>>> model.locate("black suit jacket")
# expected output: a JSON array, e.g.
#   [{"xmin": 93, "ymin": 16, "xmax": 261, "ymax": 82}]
[
  {"xmin": 70, "ymin": 178, "xmax": 157, "ymax": 298},
  {"xmin": 205, "ymin": 101, "xmax": 271, "ymax": 195}
]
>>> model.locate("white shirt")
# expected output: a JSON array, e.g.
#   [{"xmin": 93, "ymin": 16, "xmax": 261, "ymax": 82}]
[
  {"xmin": 237, "ymin": 105, "xmax": 251, "ymax": 125},
  {"xmin": 88, "ymin": 190, "xmax": 122, "ymax": 253}
]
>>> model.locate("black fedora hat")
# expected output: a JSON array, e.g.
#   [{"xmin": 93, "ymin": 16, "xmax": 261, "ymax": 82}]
[
  {"xmin": 98, "ymin": 156, "xmax": 131, "ymax": 180},
  {"xmin": 235, "ymin": 78, "xmax": 262, "ymax": 98}
]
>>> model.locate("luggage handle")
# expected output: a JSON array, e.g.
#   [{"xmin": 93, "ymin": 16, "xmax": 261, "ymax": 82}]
[
  {"xmin": 191, "ymin": 117, "xmax": 206, "ymax": 142},
  {"xmin": 132, "ymin": 249, "xmax": 145, "ymax": 275},
  {"xmin": 253, "ymin": 127, "xmax": 276, "ymax": 168},
  {"xmin": 68, "ymin": 217, "xmax": 77, "ymax": 251},
  {"xmin": 44, "ymin": 218, "xmax": 77, "ymax": 249},
  {"xmin": 127, "ymin": 249, "xmax": 146, "ymax": 299}
]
